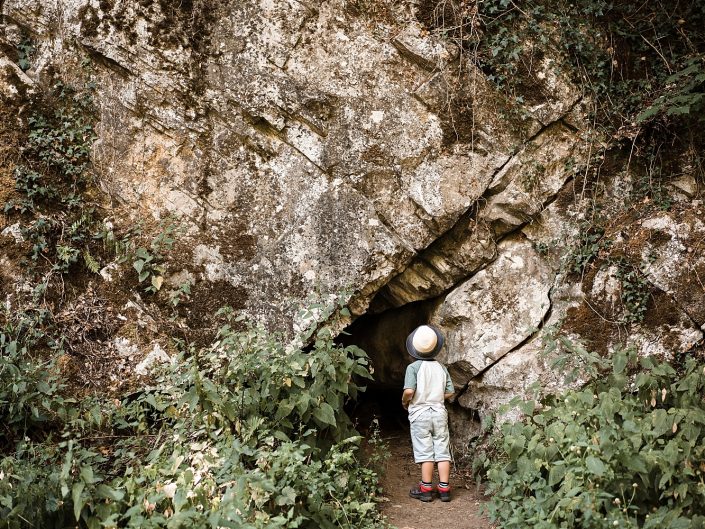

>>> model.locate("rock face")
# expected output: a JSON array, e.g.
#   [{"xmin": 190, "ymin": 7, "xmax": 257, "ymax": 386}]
[
  {"xmin": 1, "ymin": 0, "xmax": 703, "ymax": 437},
  {"xmin": 435, "ymin": 235, "xmax": 554, "ymax": 380},
  {"xmin": 370, "ymin": 121, "xmax": 582, "ymax": 311},
  {"xmin": 639, "ymin": 212, "xmax": 705, "ymax": 328},
  {"xmin": 1, "ymin": 0, "xmax": 584, "ymax": 331}
]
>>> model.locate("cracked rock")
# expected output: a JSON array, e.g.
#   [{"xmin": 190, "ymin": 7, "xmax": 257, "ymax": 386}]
[{"xmin": 433, "ymin": 234, "xmax": 554, "ymax": 382}]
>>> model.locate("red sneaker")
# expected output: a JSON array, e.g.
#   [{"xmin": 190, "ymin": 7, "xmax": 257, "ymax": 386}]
[
  {"xmin": 409, "ymin": 482, "xmax": 433, "ymax": 502},
  {"xmin": 437, "ymin": 484, "xmax": 451, "ymax": 502}
]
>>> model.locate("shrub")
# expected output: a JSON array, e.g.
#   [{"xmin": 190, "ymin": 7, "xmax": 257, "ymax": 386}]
[
  {"xmin": 485, "ymin": 348, "xmax": 705, "ymax": 529},
  {"xmin": 0, "ymin": 306, "xmax": 69, "ymax": 445},
  {"xmin": 0, "ymin": 300, "xmax": 386, "ymax": 529}
]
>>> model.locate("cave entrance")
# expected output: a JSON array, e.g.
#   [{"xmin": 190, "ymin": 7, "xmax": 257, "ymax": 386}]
[
  {"xmin": 339, "ymin": 299, "xmax": 438, "ymax": 433},
  {"xmin": 339, "ymin": 299, "xmax": 483, "ymax": 458},
  {"xmin": 340, "ymin": 298, "xmax": 489, "ymax": 528}
]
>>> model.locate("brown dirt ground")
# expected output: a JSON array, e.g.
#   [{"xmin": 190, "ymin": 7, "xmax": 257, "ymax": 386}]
[{"xmin": 378, "ymin": 432, "xmax": 492, "ymax": 529}]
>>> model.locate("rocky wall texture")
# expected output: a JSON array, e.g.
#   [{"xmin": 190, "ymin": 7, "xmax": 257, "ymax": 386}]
[{"xmin": 1, "ymin": 0, "xmax": 703, "ymax": 432}]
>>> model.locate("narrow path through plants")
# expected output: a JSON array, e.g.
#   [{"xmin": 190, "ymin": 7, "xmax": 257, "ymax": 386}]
[{"xmin": 378, "ymin": 432, "xmax": 492, "ymax": 529}]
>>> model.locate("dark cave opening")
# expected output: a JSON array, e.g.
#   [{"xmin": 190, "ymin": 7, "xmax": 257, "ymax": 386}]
[
  {"xmin": 339, "ymin": 299, "xmax": 484, "ymax": 454},
  {"xmin": 339, "ymin": 299, "xmax": 438, "ymax": 433}
]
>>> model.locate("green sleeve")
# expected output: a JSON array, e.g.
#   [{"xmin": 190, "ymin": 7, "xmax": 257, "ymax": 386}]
[
  {"xmin": 404, "ymin": 361, "xmax": 420, "ymax": 390},
  {"xmin": 443, "ymin": 364, "xmax": 454, "ymax": 393}
]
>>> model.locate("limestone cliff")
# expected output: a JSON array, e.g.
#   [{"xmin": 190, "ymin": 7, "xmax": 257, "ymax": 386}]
[{"xmin": 1, "ymin": 0, "xmax": 703, "ymax": 434}]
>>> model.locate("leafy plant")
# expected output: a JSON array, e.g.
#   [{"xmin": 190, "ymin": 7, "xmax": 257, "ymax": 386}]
[
  {"xmin": 0, "ymin": 298, "xmax": 386, "ymax": 528},
  {"xmin": 25, "ymin": 82, "xmax": 97, "ymax": 180},
  {"xmin": 4, "ymin": 167, "xmax": 57, "ymax": 214},
  {"xmin": 0, "ymin": 305, "xmax": 67, "ymax": 444},
  {"xmin": 3, "ymin": 80, "xmax": 108, "ymax": 279},
  {"xmin": 485, "ymin": 347, "xmax": 705, "ymax": 529},
  {"xmin": 167, "ymin": 280, "xmax": 192, "ymax": 307},
  {"xmin": 637, "ymin": 56, "xmax": 705, "ymax": 123},
  {"xmin": 522, "ymin": 161, "xmax": 547, "ymax": 192},
  {"xmin": 473, "ymin": 0, "xmax": 705, "ymax": 129},
  {"xmin": 566, "ymin": 222, "xmax": 608, "ymax": 275},
  {"xmin": 16, "ymin": 36, "xmax": 34, "ymax": 72},
  {"xmin": 132, "ymin": 221, "xmax": 179, "ymax": 293},
  {"xmin": 630, "ymin": 149, "xmax": 675, "ymax": 212},
  {"xmin": 615, "ymin": 260, "xmax": 651, "ymax": 325},
  {"xmin": 447, "ymin": 0, "xmax": 705, "ymax": 214}
]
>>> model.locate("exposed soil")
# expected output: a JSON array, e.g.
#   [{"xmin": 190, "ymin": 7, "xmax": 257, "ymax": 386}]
[{"xmin": 378, "ymin": 430, "xmax": 492, "ymax": 529}]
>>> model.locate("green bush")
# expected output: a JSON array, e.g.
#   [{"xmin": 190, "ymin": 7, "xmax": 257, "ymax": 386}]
[
  {"xmin": 0, "ymin": 307, "xmax": 69, "ymax": 444},
  {"xmin": 486, "ymin": 348, "xmax": 705, "ymax": 529},
  {"xmin": 0, "ymin": 300, "xmax": 386, "ymax": 529},
  {"xmin": 3, "ymin": 80, "xmax": 107, "ymax": 278}
]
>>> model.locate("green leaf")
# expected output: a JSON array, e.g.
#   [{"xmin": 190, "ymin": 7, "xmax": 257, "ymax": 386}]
[
  {"xmin": 667, "ymin": 105, "xmax": 691, "ymax": 115},
  {"xmin": 96, "ymin": 484, "xmax": 125, "ymax": 501},
  {"xmin": 133, "ymin": 259, "xmax": 144, "ymax": 274},
  {"xmin": 659, "ymin": 471, "xmax": 673, "ymax": 489},
  {"xmin": 275, "ymin": 400, "xmax": 296, "ymax": 421},
  {"xmin": 174, "ymin": 488, "xmax": 188, "ymax": 510},
  {"xmin": 640, "ymin": 355, "xmax": 656, "ymax": 369},
  {"xmin": 548, "ymin": 464, "xmax": 565, "ymax": 486},
  {"xmin": 313, "ymin": 402, "xmax": 336, "ymax": 426},
  {"xmin": 637, "ymin": 104, "xmax": 661, "ymax": 122},
  {"xmin": 72, "ymin": 481, "xmax": 85, "ymax": 520},
  {"xmin": 652, "ymin": 409, "xmax": 671, "ymax": 437},
  {"xmin": 626, "ymin": 454, "xmax": 647, "ymax": 474},
  {"xmin": 145, "ymin": 394, "xmax": 160, "ymax": 410},
  {"xmin": 276, "ymin": 486, "xmax": 297, "ymax": 506},
  {"xmin": 585, "ymin": 456, "xmax": 606, "ymax": 476},
  {"xmin": 668, "ymin": 518, "xmax": 692, "ymax": 529},
  {"xmin": 80, "ymin": 465, "xmax": 97, "ymax": 484},
  {"xmin": 675, "ymin": 483, "xmax": 689, "ymax": 500},
  {"xmin": 519, "ymin": 400, "xmax": 535, "ymax": 415},
  {"xmin": 613, "ymin": 351, "xmax": 627, "ymax": 375},
  {"xmin": 508, "ymin": 435, "xmax": 526, "ymax": 459}
]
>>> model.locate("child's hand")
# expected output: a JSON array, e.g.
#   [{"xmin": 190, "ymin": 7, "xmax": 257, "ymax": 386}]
[{"xmin": 402, "ymin": 389, "xmax": 414, "ymax": 410}]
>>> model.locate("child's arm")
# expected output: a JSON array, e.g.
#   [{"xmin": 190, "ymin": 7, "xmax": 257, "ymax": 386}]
[
  {"xmin": 402, "ymin": 361, "xmax": 419, "ymax": 410},
  {"xmin": 402, "ymin": 388, "xmax": 415, "ymax": 410},
  {"xmin": 443, "ymin": 364, "xmax": 455, "ymax": 402}
]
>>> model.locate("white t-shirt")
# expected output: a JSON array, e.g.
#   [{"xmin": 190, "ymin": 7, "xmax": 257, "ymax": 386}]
[{"xmin": 404, "ymin": 360, "xmax": 454, "ymax": 423}]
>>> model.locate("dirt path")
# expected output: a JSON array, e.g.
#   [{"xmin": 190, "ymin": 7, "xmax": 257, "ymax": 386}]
[{"xmin": 378, "ymin": 432, "xmax": 493, "ymax": 529}]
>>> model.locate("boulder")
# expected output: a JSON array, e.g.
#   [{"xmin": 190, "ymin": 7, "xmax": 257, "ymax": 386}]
[{"xmin": 432, "ymin": 235, "xmax": 555, "ymax": 381}]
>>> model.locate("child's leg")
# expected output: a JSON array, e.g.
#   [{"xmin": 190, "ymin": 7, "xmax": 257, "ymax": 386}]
[
  {"xmin": 430, "ymin": 411, "xmax": 452, "ymax": 500},
  {"xmin": 438, "ymin": 460, "xmax": 450, "ymax": 483},
  {"xmin": 437, "ymin": 461, "xmax": 452, "ymax": 502},
  {"xmin": 421, "ymin": 462, "xmax": 434, "ymax": 483},
  {"xmin": 409, "ymin": 414, "xmax": 435, "ymax": 501},
  {"xmin": 429, "ymin": 412, "xmax": 451, "ymax": 470}
]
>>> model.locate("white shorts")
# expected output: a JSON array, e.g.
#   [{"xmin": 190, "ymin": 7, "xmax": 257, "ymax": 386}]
[{"xmin": 409, "ymin": 408, "xmax": 451, "ymax": 463}]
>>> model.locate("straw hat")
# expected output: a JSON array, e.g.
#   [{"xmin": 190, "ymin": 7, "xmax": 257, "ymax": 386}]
[{"xmin": 405, "ymin": 324, "xmax": 444, "ymax": 360}]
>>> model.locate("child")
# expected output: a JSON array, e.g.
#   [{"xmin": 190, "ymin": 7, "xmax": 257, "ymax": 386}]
[{"xmin": 401, "ymin": 324, "xmax": 455, "ymax": 502}]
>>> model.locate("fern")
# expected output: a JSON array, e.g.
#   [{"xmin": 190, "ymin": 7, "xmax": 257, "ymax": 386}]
[{"xmin": 83, "ymin": 250, "xmax": 100, "ymax": 274}]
